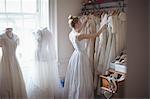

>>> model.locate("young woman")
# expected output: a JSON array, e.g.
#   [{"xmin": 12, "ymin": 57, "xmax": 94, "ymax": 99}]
[{"xmin": 63, "ymin": 15, "xmax": 107, "ymax": 99}]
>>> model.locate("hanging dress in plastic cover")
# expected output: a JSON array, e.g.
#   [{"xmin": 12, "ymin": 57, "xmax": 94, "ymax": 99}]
[{"xmin": 32, "ymin": 27, "xmax": 62, "ymax": 99}]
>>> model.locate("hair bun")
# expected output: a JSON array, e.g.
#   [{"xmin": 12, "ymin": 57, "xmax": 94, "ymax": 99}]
[{"xmin": 68, "ymin": 15, "xmax": 73, "ymax": 20}]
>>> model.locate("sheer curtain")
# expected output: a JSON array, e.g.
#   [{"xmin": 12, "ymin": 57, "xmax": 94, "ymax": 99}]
[{"xmin": 0, "ymin": 0, "xmax": 61, "ymax": 98}]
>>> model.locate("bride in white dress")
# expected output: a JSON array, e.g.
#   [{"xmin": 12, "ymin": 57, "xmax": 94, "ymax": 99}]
[
  {"xmin": 0, "ymin": 28, "xmax": 27, "ymax": 99},
  {"xmin": 63, "ymin": 15, "xmax": 106, "ymax": 99}
]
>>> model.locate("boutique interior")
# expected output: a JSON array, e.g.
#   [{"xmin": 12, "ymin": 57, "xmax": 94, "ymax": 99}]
[{"xmin": 0, "ymin": 0, "xmax": 149, "ymax": 99}]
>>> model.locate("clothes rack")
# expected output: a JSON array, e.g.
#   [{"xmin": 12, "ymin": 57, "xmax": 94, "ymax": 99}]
[{"xmin": 81, "ymin": 0, "xmax": 127, "ymax": 15}]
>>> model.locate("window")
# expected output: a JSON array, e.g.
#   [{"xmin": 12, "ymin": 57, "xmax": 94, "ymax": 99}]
[
  {"xmin": 0, "ymin": 0, "xmax": 49, "ymax": 30},
  {"xmin": 0, "ymin": 0, "xmax": 49, "ymax": 84}
]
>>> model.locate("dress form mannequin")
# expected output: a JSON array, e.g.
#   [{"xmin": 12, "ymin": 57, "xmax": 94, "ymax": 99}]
[{"xmin": 0, "ymin": 27, "xmax": 27, "ymax": 98}]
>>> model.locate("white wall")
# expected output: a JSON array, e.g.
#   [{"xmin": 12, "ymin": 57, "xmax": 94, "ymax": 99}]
[{"xmin": 56, "ymin": 0, "xmax": 82, "ymax": 79}]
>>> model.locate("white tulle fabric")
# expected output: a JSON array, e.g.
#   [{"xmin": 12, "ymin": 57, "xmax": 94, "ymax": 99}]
[
  {"xmin": 0, "ymin": 33, "xmax": 27, "ymax": 99},
  {"xmin": 30, "ymin": 27, "xmax": 62, "ymax": 99},
  {"xmin": 63, "ymin": 29, "xmax": 94, "ymax": 99}
]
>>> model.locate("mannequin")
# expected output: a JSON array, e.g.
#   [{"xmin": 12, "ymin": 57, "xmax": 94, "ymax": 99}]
[{"xmin": 0, "ymin": 27, "xmax": 27, "ymax": 99}]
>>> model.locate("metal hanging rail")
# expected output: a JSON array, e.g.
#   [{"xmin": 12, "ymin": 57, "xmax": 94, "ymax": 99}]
[{"xmin": 81, "ymin": 0, "xmax": 127, "ymax": 14}]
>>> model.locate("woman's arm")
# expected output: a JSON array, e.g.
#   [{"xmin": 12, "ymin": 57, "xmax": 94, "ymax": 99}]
[{"xmin": 77, "ymin": 24, "xmax": 107, "ymax": 41}]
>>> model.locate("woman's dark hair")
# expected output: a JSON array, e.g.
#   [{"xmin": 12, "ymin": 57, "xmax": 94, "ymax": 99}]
[{"xmin": 68, "ymin": 15, "xmax": 79, "ymax": 28}]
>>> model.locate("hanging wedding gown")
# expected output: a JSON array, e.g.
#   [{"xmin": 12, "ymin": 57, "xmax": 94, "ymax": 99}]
[
  {"xmin": 31, "ymin": 28, "xmax": 61, "ymax": 99},
  {"xmin": 103, "ymin": 15, "xmax": 117, "ymax": 73},
  {"xmin": 63, "ymin": 29, "xmax": 94, "ymax": 99},
  {"xmin": 96, "ymin": 13, "xmax": 108, "ymax": 74},
  {"xmin": 80, "ymin": 15, "xmax": 96, "ymax": 74},
  {"xmin": 85, "ymin": 15, "xmax": 96, "ymax": 73},
  {"xmin": 118, "ymin": 12, "xmax": 127, "ymax": 52},
  {"xmin": 0, "ymin": 33, "xmax": 27, "ymax": 99}
]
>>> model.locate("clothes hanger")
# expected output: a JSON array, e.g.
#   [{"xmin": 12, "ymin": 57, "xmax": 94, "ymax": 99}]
[{"xmin": 111, "ymin": 8, "xmax": 118, "ymax": 16}]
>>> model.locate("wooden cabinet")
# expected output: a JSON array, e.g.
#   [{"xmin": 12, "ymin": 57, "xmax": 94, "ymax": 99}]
[{"xmin": 97, "ymin": 68, "xmax": 126, "ymax": 98}]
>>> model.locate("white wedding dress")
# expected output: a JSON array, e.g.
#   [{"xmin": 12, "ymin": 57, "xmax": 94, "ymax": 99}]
[
  {"xmin": 31, "ymin": 28, "xmax": 61, "ymax": 99},
  {"xmin": 0, "ymin": 33, "xmax": 27, "ymax": 99},
  {"xmin": 64, "ymin": 29, "xmax": 94, "ymax": 99}
]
